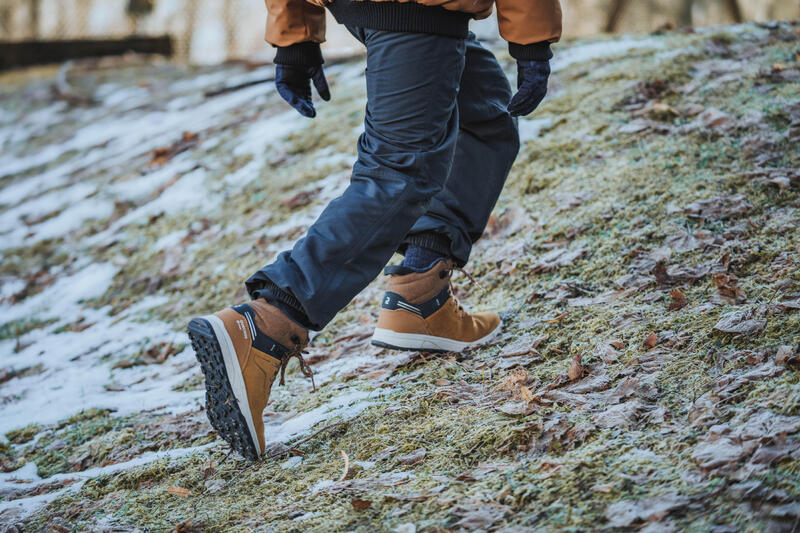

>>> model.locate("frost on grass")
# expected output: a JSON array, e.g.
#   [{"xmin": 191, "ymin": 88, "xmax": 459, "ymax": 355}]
[{"xmin": 1, "ymin": 21, "xmax": 800, "ymax": 532}]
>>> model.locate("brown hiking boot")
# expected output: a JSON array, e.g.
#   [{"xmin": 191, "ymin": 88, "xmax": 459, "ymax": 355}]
[
  {"xmin": 371, "ymin": 260, "xmax": 502, "ymax": 352},
  {"xmin": 187, "ymin": 300, "xmax": 311, "ymax": 460}
]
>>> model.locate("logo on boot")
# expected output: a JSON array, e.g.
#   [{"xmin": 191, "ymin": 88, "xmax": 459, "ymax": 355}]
[{"xmin": 236, "ymin": 319, "xmax": 249, "ymax": 341}]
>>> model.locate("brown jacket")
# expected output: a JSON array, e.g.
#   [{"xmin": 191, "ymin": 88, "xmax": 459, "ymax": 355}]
[{"xmin": 264, "ymin": 0, "xmax": 562, "ymax": 48}]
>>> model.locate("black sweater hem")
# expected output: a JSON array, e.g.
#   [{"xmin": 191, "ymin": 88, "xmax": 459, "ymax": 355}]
[{"xmin": 327, "ymin": 0, "xmax": 470, "ymax": 39}]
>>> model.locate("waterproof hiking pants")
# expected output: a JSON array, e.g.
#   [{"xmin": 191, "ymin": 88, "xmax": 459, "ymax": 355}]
[{"xmin": 246, "ymin": 28, "xmax": 520, "ymax": 330}]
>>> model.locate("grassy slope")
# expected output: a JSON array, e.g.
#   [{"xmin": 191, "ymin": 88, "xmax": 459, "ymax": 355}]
[{"xmin": 1, "ymin": 21, "xmax": 799, "ymax": 532}]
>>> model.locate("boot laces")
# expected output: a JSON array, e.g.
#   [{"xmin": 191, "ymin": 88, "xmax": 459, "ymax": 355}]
[
  {"xmin": 441, "ymin": 266, "xmax": 482, "ymax": 319},
  {"xmin": 278, "ymin": 336, "xmax": 316, "ymax": 392}
]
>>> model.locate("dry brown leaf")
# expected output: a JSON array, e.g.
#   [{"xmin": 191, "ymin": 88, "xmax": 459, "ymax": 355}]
[
  {"xmin": 173, "ymin": 519, "xmax": 204, "ymax": 533},
  {"xmin": 643, "ymin": 332, "xmax": 658, "ymax": 349},
  {"xmin": 712, "ymin": 273, "xmax": 746, "ymax": 304},
  {"xmin": 608, "ymin": 339, "xmax": 626, "ymax": 349},
  {"xmin": 167, "ymin": 486, "xmax": 192, "ymax": 498},
  {"xmin": 351, "ymin": 499, "xmax": 372, "ymax": 510},
  {"xmin": 494, "ymin": 368, "xmax": 529, "ymax": 392},
  {"xmin": 567, "ymin": 354, "xmax": 584, "ymax": 381},
  {"xmin": 668, "ymin": 289, "xmax": 687, "ymax": 311},
  {"xmin": 519, "ymin": 386, "xmax": 534, "ymax": 403}
]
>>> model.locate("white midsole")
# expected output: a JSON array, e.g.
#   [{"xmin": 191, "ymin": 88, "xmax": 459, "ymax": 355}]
[
  {"xmin": 202, "ymin": 314, "xmax": 261, "ymax": 456},
  {"xmin": 371, "ymin": 321, "xmax": 503, "ymax": 352}
]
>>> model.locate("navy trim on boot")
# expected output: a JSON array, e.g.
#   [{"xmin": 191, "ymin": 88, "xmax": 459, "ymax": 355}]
[
  {"xmin": 381, "ymin": 285, "xmax": 450, "ymax": 319},
  {"xmin": 231, "ymin": 304, "xmax": 296, "ymax": 361}
]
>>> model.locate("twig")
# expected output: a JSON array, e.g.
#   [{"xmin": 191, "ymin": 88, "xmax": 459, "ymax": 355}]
[{"xmin": 337, "ymin": 450, "xmax": 350, "ymax": 482}]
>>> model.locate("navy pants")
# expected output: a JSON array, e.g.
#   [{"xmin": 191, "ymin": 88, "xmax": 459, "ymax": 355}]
[{"xmin": 246, "ymin": 28, "xmax": 520, "ymax": 330}]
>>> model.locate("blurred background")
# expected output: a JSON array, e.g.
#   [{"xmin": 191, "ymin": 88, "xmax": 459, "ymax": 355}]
[{"xmin": 0, "ymin": 0, "xmax": 798, "ymax": 66}]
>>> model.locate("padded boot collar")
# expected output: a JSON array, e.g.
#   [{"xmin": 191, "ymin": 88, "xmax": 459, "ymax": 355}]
[{"xmin": 384, "ymin": 259, "xmax": 455, "ymax": 305}]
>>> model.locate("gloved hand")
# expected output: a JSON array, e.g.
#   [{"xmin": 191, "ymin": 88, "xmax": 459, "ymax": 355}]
[
  {"xmin": 507, "ymin": 60, "xmax": 550, "ymax": 117},
  {"xmin": 275, "ymin": 64, "xmax": 331, "ymax": 118}
]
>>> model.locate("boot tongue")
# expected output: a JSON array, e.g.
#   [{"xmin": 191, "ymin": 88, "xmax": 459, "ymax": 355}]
[{"xmin": 249, "ymin": 300, "xmax": 309, "ymax": 349}]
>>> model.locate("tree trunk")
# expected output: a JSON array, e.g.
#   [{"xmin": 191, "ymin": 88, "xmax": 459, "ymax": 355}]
[
  {"xmin": 724, "ymin": 0, "xmax": 743, "ymax": 22},
  {"xmin": 29, "ymin": 0, "xmax": 40, "ymax": 38},
  {"xmin": 678, "ymin": 0, "xmax": 693, "ymax": 27},
  {"xmin": 604, "ymin": 0, "xmax": 629, "ymax": 33}
]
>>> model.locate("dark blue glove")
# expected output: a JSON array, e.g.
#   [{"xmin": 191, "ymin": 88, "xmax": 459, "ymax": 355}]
[
  {"xmin": 507, "ymin": 60, "xmax": 550, "ymax": 117},
  {"xmin": 275, "ymin": 64, "xmax": 330, "ymax": 118}
]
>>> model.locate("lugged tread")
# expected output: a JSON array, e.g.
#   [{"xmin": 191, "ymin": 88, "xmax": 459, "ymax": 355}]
[
  {"xmin": 188, "ymin": 318, "xmax": 259, "ymax": 461},
  {"xmin": 371, "ymin": 339, "xmax": 450, "ymax": 353}
]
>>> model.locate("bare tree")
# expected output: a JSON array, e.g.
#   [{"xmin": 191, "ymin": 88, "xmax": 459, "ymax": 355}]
[
  {"xmin": 724, "ymin": 0, "xmax": 743, "ymax": 22},
  {"xmin": 604, "ymin": 0, "xmax": 629, "ymax": 32},
  {"xmin": 28, "ymin": 0, "xmax": 40, "ymax": 38},
  {"xmin": 678, "ymin": 0, "xmax": 693, "ymax": 26},
  {"xmin": 224, "ymin": 0, "xmax": 238, "ymax": 61}
]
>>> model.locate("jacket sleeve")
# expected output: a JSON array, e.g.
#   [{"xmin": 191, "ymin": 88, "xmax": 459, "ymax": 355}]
[
  {"xmin": 495, "ymin": 0, "xmax": 562, "ymax": 46},
  {"xmin": 264, "ymin": 0, "xmax": 326, "ymax": 47}
]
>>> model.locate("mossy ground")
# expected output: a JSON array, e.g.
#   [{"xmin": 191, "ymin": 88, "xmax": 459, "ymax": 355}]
[{"xmin": 1, "ymin": 21, "xmax": 799, "ymax": 532}]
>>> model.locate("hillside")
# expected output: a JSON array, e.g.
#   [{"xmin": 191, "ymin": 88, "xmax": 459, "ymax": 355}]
[{"xmin": 1, "ymin": 21, "xmax": 799, "ymax": 532}]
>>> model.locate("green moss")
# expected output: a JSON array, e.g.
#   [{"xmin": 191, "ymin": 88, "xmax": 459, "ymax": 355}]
[{"xmin": 6, "ymin": 424, "xmax": 43, "ymax": 445}]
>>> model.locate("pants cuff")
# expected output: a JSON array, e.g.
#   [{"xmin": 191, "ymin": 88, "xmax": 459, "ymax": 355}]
[
  {"xmin": 246, "ymin": 278, "xmax": 314, "ymax": 331},
  {"xmin": 400, "ymin": 231, "xmax": 453, "ymax": 258}
]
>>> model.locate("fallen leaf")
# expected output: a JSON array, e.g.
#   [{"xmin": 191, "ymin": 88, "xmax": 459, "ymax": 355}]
[
  {"xmin": 496, "ymin": 401, "xmax": 536, "ymax": 416},
  {"xmin": 531, "ymin": 248, "xmax": 588, "ymax": 273},
  {"xmin": 714, "ymin": 309, "xmax": 766, "ymax": 336},
  {"xmin": 605, "ymin": 493, "xmax": 689, "ymax": 527},
  {"xmin": 173, "ymin": 520, "xmax": 204, "ymax": 533},
  {"xmin": 643, "ymin": 332, "xmax": 658, "ymax": 349},
  {"xmin": 608, "ymin": 339, "xmax": 626, "ymax": 350},
  {"xmin": 397, "ymin": 448, "xmax": 426, "ymax": 466},
  {"xmin": 519, "ymin": 386, "xmax": 534, "ymax": 403},
  {"xmin": 150, "ymin": 131, "xmax": 199, "ymax": 166},
  {"xmin": 684, "ymin": 193, "xmax": 752, "ymax": 220},
  {"xmin": 712, "ymin": 273, "xmax": 746, "ymax": 304},
  {"xmin": 567, "ymin": 354, "xmax": 584, "ymax": 381},
  {"xmin": 351, "ymin": 499, "xmax": 371, "ymax": 510},
  {"xmin": 593, "ymin": 400, "xmax": 642, "ymax": 429},
  {"xmin": 167, "ymin": 486, "xmax": 192, "ymax": 498},
  {"xmin": 494, "ymin": 368, "xmax": 529, "ymax": 392},
  {"xmin": 668, "ymin": 289, "xmax": 687, "ymax": 311},
  {"xmin": 776, "ymin": 345, "xmax": 798, "ymax": 367},
  {"xmin": 282, "ymin": 187, "xmax": 321, "ymax": 209}
]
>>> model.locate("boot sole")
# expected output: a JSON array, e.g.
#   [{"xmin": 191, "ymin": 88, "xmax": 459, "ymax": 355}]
[
  {"xmin": 188, "ymin": 315, "xmax": 261, "ymax": 461},
  {"xmin": 370, "ymin": 321, "xmax": 502, "ymax": 352}
]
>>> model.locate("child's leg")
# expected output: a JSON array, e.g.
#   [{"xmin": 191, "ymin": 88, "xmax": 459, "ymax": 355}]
[
  {"xmin": 401, "ymin": 32, "xmax": 520, "ymax": 266},
  {"xmin": 246, "ymin": 29, "xmax": 468, "ymax": 330}
]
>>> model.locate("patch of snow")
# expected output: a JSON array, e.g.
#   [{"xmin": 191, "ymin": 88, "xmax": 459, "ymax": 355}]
[
  {"xmin": 0, "ymin": 263, "xmax": 204, "ymax": 435},
  {"xmin": 0, "ymin": 278, "xmax": 25, "ymax": 299},
  {"xmin": 518, "ymin": 117, "xmax": 554, "ymax": 142},
  {"xmin": 553, "ymin": 37, "xmax": 665, "ymax": 72},
  {"xmin": 0, "ymin": 443, "xmax": 214, "ymax": 519},
  {"xmin": 281, "ymin": 456, "xmax": 303, "ymax": 469},
  {"xmin": 154, "ymin": 229, "xmax": 189, "ymax": 251},
  {"xmin": 233, "ymin": 109, "xmax": 302, "ymax": 158},
  {"xmin": 265, "ymin": 389, "xmax": 382, "ymax": 444},
  {"xmin": 32, "ymin": 197, "xmax": 114, "ymax": 242}
]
